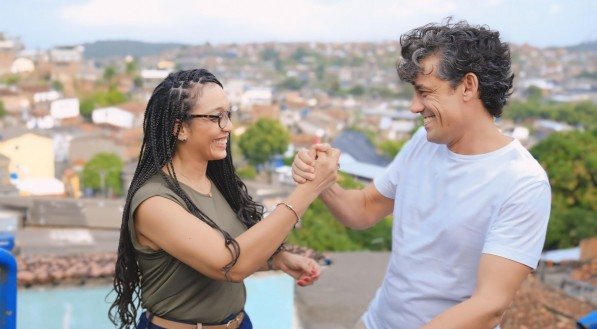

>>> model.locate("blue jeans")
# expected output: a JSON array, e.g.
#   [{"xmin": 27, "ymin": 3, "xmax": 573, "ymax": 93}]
[{"xmin": 136, "ymin": 311, "xmax": 252, "ymax": 329}]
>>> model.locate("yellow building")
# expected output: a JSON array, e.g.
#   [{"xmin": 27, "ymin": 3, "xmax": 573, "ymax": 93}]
[{"xmin": 0, "ymin": 132, "xmax": 55, "ymax": 180}]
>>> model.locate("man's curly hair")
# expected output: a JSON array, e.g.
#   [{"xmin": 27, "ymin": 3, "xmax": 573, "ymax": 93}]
[{"xmin": 397, "ymin": 19, "xmax": 514, "ymax": 117}]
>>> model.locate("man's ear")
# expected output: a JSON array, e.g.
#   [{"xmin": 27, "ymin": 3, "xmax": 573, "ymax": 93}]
[{"xmin": 462, "ymin": 72, "xmax": 479, "ymax": 101}]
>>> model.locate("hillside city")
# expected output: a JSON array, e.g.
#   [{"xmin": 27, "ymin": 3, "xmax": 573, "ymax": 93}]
[{"xmin": 0, "ymin": 32, "xmax": 595, "ymax": 327}]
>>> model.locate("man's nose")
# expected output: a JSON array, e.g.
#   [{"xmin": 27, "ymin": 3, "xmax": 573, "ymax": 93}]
[{"xmin": 410, "ymin": 95, "xmax": 424, "ymax": 113}]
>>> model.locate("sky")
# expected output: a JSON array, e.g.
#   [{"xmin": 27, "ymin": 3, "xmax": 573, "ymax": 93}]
[{"xmin": 0, "ymin": 0, "xmax": 596, "ymax": 50}]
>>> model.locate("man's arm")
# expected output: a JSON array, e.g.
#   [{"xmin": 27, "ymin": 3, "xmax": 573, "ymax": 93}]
[
  {"xmin": 319, "ymin": 182, "xmax": 394, "ymax": 229},
  {"xmin": 422, "ymin": 254, "xmax": 531, "ymax": 329},
  {"xmin": 292, "ymin": 144, "xmax": 394, "ymax": 229}
]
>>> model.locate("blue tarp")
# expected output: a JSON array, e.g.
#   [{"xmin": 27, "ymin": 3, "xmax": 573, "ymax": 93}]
[{"xmin": 578, "ymin": 310, "xmax": 597, "ymax": 329}]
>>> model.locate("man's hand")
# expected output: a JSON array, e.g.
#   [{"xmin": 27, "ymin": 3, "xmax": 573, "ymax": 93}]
[{"xmin": 292, "ymin": 143, "xmax": 334, "ymax": 184}]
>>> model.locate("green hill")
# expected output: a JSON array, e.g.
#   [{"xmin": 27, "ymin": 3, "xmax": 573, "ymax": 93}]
[{"xmin": 82, "ymin": 40, "xmax": 186, "ymax": 60}]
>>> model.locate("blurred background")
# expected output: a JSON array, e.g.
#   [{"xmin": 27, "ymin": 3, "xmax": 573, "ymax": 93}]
[{"xmin": 0, "ymin": 0, "xmax": 595, "ymax": 328}]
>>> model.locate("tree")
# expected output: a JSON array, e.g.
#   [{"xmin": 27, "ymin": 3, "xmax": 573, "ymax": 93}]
[
  {"xmin": 125, "ymin": 60, "xmax": 138, "ymax": 76},
  {"xmin": 378, "ymin": 139, "xmax": 406, "ymax": 158},
  {"xmin": 103, "ymin": 66, "xmax": 117, "ymax": 81},
  {"xmin": 287, "ymin": 173, "xmax": 393, "ymax": 251},
  {"xmin": 0, "ymin": 100, "xmax": 6, "ymax": 118},
  {"xmin": 277, "ymin": 77, "xmax": 305, "ymax": 91},
  {"xmin": 81, "ymin": 153, "xmax": 124, "ymax": 197},
  {"xmin": 51, "ymin": 80, "xmax": 64, "ymax": 92},
  {"xmin": 237, "ymin": 119, "xmax": 290, "ymax": 166},
  {"xmin": 79, "ymin": 99, "xmax": 95, "ymax": 119},
  {"xmin": 80, "ymin": 88, "xmax": 128, "ymax": 119},
  {"xmin": 531, "ymin": 130, "xmax": 597, "ymax": 249},
  {"xmin": 525, "ymin": 85, "xmax": 543, "ymax": 102}
]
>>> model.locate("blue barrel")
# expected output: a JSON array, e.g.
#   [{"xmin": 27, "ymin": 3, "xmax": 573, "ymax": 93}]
[
  {"xmin": 0, "ymin": 248, "xmax": 17, "ymax": 329},
  {"xmin": 0, "ymin": 232, "xmax": 14, "ymax": 252}
]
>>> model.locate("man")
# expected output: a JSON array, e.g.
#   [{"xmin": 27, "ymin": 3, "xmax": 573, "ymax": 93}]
[{"xmin": 292, "ymin": 20, "xmax": 551, "ymax": 328}]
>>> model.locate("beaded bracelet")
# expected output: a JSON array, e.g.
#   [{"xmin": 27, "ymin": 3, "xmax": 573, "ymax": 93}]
[{"xmin": 276, "ymin": 202, "xmax": 301, "ymax": 226}]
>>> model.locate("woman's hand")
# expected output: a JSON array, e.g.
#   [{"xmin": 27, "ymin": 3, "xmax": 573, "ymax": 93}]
[
  {"xmin": 291, "ymin": 143, "xmax": 333, "ymax": 184},
  {"xmin": 273, "ymin": 252, "xmax": 321, "ymax": 287}
]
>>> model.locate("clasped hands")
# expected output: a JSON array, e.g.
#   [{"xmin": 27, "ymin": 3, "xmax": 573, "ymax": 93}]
[{"xmin": 291, "ymin": 143, "xmax": 339, "ymax": 188}]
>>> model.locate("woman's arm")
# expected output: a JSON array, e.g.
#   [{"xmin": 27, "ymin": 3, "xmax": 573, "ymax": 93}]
[{"xmin": 135, "ymin": 149, "xmax": 340, "ymax": 282}]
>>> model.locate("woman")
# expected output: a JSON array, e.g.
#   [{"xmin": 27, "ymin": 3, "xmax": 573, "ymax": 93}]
[{"xmin": 109, "ymin": 69, "xmax": 339, "ymax": 329}]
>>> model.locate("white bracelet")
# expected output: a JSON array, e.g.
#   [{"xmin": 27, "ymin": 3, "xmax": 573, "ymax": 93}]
[{"xmin": 276, "ymin": 202, "xmax": 301, "ymax": 227}]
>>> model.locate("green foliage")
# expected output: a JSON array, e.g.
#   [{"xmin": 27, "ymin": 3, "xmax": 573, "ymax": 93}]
[
  {"xmin": 378, "ymin": 139, "xmax": 406, "ymax": 158},
  {"xmin": 51, "ymin": 80, "xmax": 64, "ymax": 92},
  {"xmin": 80, "ymin": 88, "xmax": 128, "ymax": 119},
  {"xmin": 133, "ymin": 76, "xmax": 143, "ymax": 88},
  {"xmin": 0, "ymin": 100, "xmax": 6, "ymax": 118},
  {"xmin": 103, "ymin": 66, "xmax": 117, "ymax": 81},
  {"xmin": 576, "ymin": 71, "xmax": 597, "ymax": 80},
  {"xmin": 348, "ymin": 85, "xmax": 365, "ymax": 96},
  {"xmin": 238, "ymin": 118, "xmax": 290, "ymax": 166},
  {"xmin": 315, "ymin": 63, "xmax": 326, "ymax": 80},
  {"xmin": 81, "ymin": 153, "xmax": 124, "ymax": 196},
  {"xmin": 79, "ymin": 99, "xmax": 95, "ymax": 119},
  {"xmin": 277, "ymin": 77, "xmax": 305, "ymax": 91},
  {"xmin": 531, "ymin": 130, "xmax": 597, "ymax": 249},
  {"xmin": 125, "ymin": 60, "xmax": 138, "ymax": 75},
  {"xmin": 236, "ymin": 165, "xmax": 257, "ymax": 179},
  {"xmin": 525, "ymin": 86, "xmax": 543, "ymax": 102},
  {"xmin": 2, "ymin": 75, "xmax": 19, "ymax": 85},
  {"xmin": 544, "ymin": 206, "xmax": 596, "ymax": 249},
  {"xmin": 292, "ymin": 47, "xmax": 308, "ymax": 62},
  {"xmin": 370, "ymin": 86, "xmax": 400, "ymax": 99},
  {"xmin": 287, "ymin": 173, "xmax": 393, "ymax": 251},
  {"xmin": 260, "ymin": 48, "xmax": 279, "ymax": 61},
  {"xmin": 504, "ymin": 100, "xmax": 597, "ymax": 130}
]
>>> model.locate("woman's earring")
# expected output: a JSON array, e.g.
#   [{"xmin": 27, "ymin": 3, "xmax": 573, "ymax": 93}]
[{"xmin": 179, "ymin": 137, "xmax": 187, "ymax": 142}]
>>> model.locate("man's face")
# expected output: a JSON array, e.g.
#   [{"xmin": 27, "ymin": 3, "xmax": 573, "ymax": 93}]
[{"xmin": 409, "ymin": 55, "xmax": 466, "ymax": 146}]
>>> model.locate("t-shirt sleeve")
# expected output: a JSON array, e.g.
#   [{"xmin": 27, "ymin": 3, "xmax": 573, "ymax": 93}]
[
  {"xmin": 128, "ymin": 182, "xmax": 186, "ymax": 253},
  {"xmin": 482, "ymin": 180, "xmax": 551, "ymax": 269},
  {"xmin": 374, "ymin": 127, "xmax": 425, "ymax": 199}
]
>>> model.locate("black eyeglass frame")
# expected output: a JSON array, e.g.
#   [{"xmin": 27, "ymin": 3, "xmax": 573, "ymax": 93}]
[{"xmin": 186, "ymin": 111, "xmax": 232, "ymax": 129}]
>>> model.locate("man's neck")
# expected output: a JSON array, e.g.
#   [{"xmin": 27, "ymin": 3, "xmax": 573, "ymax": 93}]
[{"xmin": 447, "ymin": 120, "xmax": 513, "ymax": 155}]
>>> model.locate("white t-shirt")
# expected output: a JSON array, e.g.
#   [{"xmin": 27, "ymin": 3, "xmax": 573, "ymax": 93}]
[{"xmin": 363, "ymin": 128, "xmax": 551, "ymax": 329}]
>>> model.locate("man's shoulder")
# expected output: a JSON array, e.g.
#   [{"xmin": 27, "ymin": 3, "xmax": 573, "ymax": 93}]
[{"xmin": 504, "ymin": 141, "xmax": 549, "ymax": 184}]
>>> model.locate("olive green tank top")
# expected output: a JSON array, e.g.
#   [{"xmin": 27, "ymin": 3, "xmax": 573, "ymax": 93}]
[{"xmin": 128, "ymin": 174, "xmax": 247, "ymax": 324}]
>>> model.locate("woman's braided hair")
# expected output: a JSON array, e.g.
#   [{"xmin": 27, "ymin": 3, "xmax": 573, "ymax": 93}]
[{"xmin": 109, "ymin": 69, "xmax": 263, "ymax": 328}]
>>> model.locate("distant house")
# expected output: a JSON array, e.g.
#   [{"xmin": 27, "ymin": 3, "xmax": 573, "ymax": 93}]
[
  {"xmin": 50, "ymin": 98, "xmax": 80, "ymax": 120},
  {"xmin": 0, "ymin": 132, "xmax": 55, "ymax": 180},
  {"xmin": 0, "ymin": 153, "xmax": 10, "ymax": 185},
  {"xmin": 247, "ymin": 104, "xmax": 280, "ymax": 122},
  {"xmin": 92, "ymin": 106, "xmax": 135, "ymax": 129},
  {"xmin": 11, "ymin": 57, "xmax": 35, "ymax": 74},
  {"xmin": 68, "ymin": 134, "xmax": 126, "ymax": 164},
  {"xmin": 337, "ymin": 153, "xmax": 386, "ymax": 182},
  {"xmin": 50, "ymin": 45, "xmax": 84, "ymax": 64},
  {"xmin": 117, "ymin": 102, "xmax": 146, "ymax": 128},
  {"xmin": 0, "ymin": 87, "xmax": 29, "ymax": 114},
  {"xmin": 241, "ymin": 88, "xmax": 272, "ymax": 106},
  {"xmin": 0, "ymin": 132, "xmax": 63, "ymax": 195},
  {"xmin": 141, "ymin": 69, "xmax": 172, "ymax": 97},
  {"xmin": 332, "ymin": 130, "xmax": 391, "ymax": 166}
]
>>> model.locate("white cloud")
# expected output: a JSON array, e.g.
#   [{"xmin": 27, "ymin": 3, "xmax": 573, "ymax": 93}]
[
  {"xmin": 549, "ymin": 3, "xmax": 562, "ymax": 14},
  {"xmin": 60, "ymin": 0, "xmax": 172, "ymax": 26},
  {"xmin": 58, "ymin": 0, "xmax": 463, "ymax": 42}
]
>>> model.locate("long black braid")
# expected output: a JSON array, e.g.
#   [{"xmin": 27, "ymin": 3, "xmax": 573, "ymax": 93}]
[{"xmin": 109, "ymin": 69, "xmax": 263, "ymax": 328}]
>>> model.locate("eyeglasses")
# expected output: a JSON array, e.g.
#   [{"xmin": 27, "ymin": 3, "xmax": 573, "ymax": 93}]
[{"xmin": 186, "ymin": 111, "xmax": 232, "ymax": 129}]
